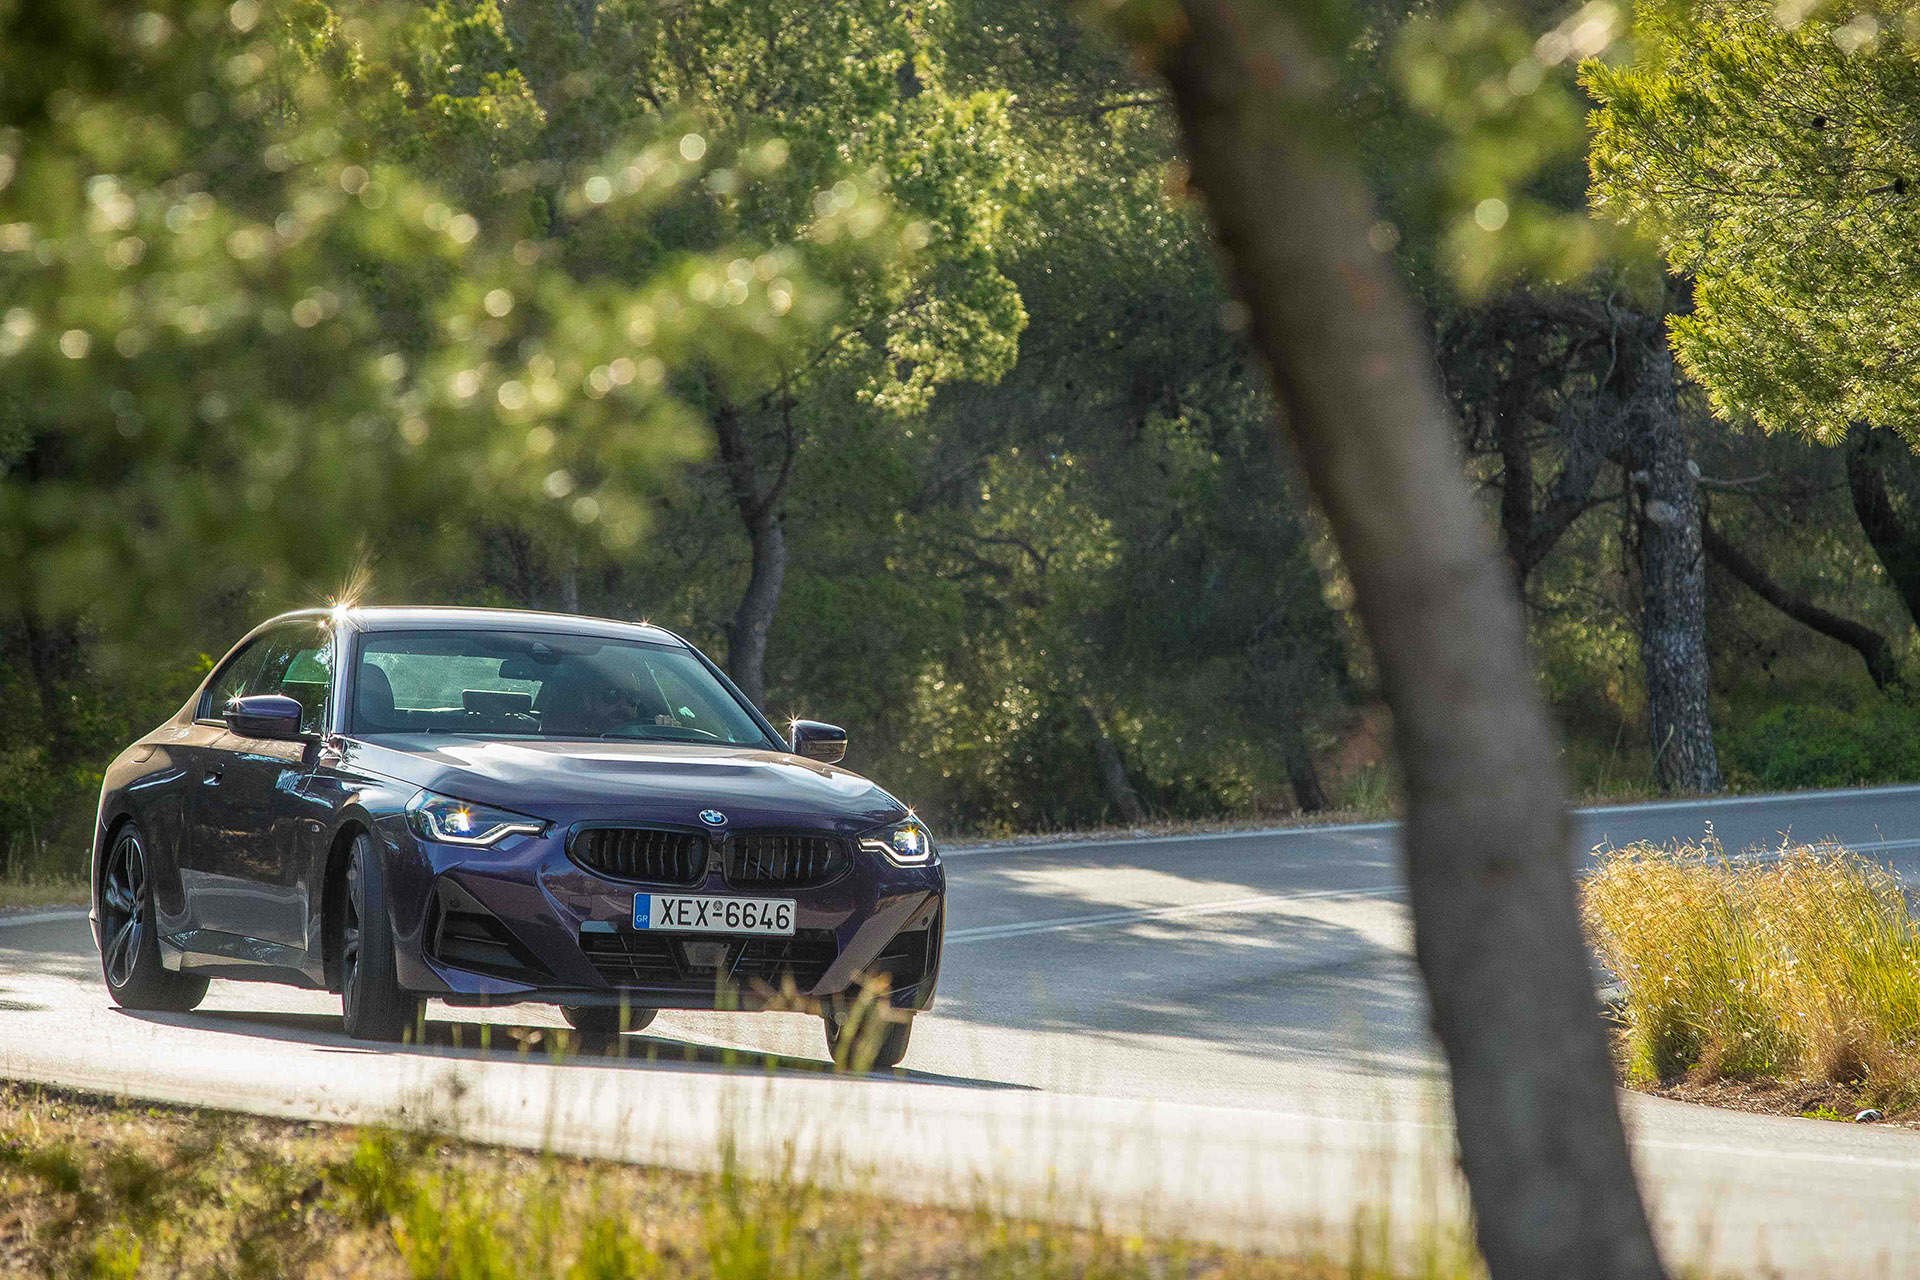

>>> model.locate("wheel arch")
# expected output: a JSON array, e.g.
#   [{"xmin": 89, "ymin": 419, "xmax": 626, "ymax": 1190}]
[
  {"xmin": 90, "ymin": 809, "xmax": 138, "ymax": 947},
  {"xmin": 92, "ymin": 809, "xmax": 137, "ymax": 888},
  {"xmin": 319, "ymin": 814, "xmax": 372, "ymax": 991}
]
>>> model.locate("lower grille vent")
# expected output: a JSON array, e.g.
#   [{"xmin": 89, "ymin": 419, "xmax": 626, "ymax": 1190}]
[
  {"xmin": 580, "ymin": 929, "xmax": 838, "ymax": 991},
  {"xmin": 572, "ymin": 827, "xmax": 707, "ymax": 884}
]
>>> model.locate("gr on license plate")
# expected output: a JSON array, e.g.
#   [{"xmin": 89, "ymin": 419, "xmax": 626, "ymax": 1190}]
[{"xmin": 633, "ymin": 893, "xmax": 795, "ymax": 936}]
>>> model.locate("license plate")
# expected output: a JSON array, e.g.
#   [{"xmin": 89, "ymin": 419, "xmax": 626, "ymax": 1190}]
[{"xmin": 633, "ymin": 893, "xmax": 795, "ymax": 936}]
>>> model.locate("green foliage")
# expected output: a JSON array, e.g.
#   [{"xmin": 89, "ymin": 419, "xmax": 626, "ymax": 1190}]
[
  {"xmin": 335, "ymin": 1129, "xmax": 419, "ymax": 1227},
  {"xmin": 332, "ymin": 0, "xmax": 1026, "ymax": 414},
  {"xmin": 1723, "ymin": 698, "xmax": 1920, "ymax": 791},
  {"xmin": 1586, "ymin": 3, "xmax": 1920, "ymax": 440},
  {"xmin": 0, "ymin": 0, "xmax": 875, "ymax": 634},
  {"xmin": 1395, "ymin": 0, "xmax": 1620, "ymax": 293}
]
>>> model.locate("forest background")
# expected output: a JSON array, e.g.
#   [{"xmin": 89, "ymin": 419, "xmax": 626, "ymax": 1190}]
[{"xmin": 4, "ymin": 0, "xmax": 1913, "ymax": 878}]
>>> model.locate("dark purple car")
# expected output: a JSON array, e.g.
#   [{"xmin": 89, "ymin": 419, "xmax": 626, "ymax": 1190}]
[{"xmin": 89, "ymin": 607, "xmax": 943, "ymax": 1067}]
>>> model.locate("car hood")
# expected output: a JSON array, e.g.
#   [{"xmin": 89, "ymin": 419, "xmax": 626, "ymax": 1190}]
[{"xmin": 338, "ymin": 736, "xmax": 908, "ymax": 836}]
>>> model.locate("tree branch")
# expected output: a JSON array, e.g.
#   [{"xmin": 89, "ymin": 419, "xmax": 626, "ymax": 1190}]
[{"xmin": 1703, "ymin": 516, "xmax": 1902, "ymax": 689}]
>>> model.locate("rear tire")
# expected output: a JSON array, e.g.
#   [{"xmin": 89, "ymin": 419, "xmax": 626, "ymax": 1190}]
[
  {"xmin": 561, "ymin": 1003, "xmax": 656, "ymax": 1047},
  {"xmin": 824, "ymin": 1010, "xmax": 912, "ymax": 1070},
  {"xmin": 340, "ymin": 833, "xmax": 422, "ymax": 1042},
  {"xmin": 98, "ymin": 823, "xmax": 208, "ymax": 1013}
]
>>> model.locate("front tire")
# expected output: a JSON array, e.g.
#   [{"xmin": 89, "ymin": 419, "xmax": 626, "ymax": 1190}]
[
  {"xmin": 561, "ymin": 1003, "xmax": 656, "ymax": 1047},
  {"xmin": 98, "ymin": 823, "xmax": 208, "ymax": 1012},
  {"xmin": 340, "ymin": 833, "xmax": 421, "ymax": 1042},
  {"xmin": 824, "ymin": 1009, "xmax": 912, "ymax": 1070}
]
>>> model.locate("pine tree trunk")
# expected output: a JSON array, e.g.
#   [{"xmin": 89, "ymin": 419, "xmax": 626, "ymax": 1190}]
[
  {"xmin": 1081, "ymin": 700, "xmax": 1148, "ymax": 824},
  {"xmin": 560, "ymin": 546, "xmax": 581, "ymax": 615},
  {"xmin": 726, "ymin": 513, "xmax": 785, "ymax": 710},
  {"xmin": 1846, "ymin": 425, "xmax": 1920, "ymax": 630},
  {"xmin": 1626, "ymin": 336, "xmax": 1721, "ymax": 793},
  {"xmin": 1143, "ymin": 3, "xmax": 1669, "ymax": 1277},
  {"xmin": 1280, "ymin": 722, "xmax": 1329, "ymax": 813}
]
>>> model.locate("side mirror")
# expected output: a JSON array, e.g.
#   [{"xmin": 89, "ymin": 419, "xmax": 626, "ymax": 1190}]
[
  {"xmin": 224, "ymin": 693, "xmax": 308, "ymax": 740},
  {"xmin": 790, "ymin": 720, "xmax": 847, "ymax": 764}
]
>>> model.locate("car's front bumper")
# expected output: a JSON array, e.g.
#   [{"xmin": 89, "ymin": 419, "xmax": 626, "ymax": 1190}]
[{"xmin": 374, "ymin": 815, "xmax": 944, "ymax": 1013}]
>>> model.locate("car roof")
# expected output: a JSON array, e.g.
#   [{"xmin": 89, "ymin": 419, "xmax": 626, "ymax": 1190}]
[{"xmin": 262, "ymin": 606, "xmax": 689, "ymax": 647}]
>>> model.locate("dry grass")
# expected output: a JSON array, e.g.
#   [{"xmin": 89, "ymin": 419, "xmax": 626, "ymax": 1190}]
[
  {"xmin": 1583, "ymin": 839, "xmax": 1920, "ymax": 1110},
  {"xmin": 0, "ymin": 878, "xmax": 88, "ymax": 913},
  {"xmin": 0, "ymin": 1081, "xmax": 1482, "ymax": 1280}
]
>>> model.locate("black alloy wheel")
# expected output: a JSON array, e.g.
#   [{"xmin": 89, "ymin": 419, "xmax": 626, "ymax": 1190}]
[
  {"xmin": 340, "ymin": 832, "xmax": 422, "ymax": 1042},
  {"xmin": 823, "ymin": 1009, "xmax": 912, "ymax": 1071},
  {"xmin": 99, "ymin": 823, "xmax": 208, "ymax": 1012}
]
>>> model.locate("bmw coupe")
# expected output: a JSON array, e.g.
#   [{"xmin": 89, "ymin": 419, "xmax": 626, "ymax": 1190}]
[{"xmin": 90, "ymin": 607, "xmax": 943, "ymax": 1068}]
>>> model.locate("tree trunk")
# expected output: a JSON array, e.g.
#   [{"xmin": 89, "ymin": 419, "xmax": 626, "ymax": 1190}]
[
  {"xmin": 1624, "ymin": 334, "xmax": 1721, "ymax": 793},
  {"xmin": 1279, "ymin": 721, "xmax": 1329, "ymax": 813},
  {"xmin": 1846, "ymin": 425, "xmax": 1920, "ymax": 629},
  {"xmin": 1145, "ymin": 4, "xmax": 1668, "ymax": 1278},
  {"xmin": 710, "ymin": 383, "xmax": 799, "ymax": 711},
  {"xmin": 560, "ymin": 545, "xmax": 581, "ymax": 615},
  {"xmin": 18, "ymin": 606, "xmax": 77, "ymax": 762},
  {"xmin": 726, "ymin": 513, "xmax": 786, "ymax": 710},
  {"xmin": 1702, "ymin": 517, "xmax": 1901, "ymax": 691},
  {"xmin": 1495, "ymin": 398, "xmax": 1537, "ymax": 591},
  {"xmin": 1080, "ymin": 699, "xmax": 1148, "ymax": 824}
]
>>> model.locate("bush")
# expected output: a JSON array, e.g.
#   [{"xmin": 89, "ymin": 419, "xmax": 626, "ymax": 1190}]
[
  {"xmin": 1721, "ymin": 698, "xmax": 1920, "ymax": 791},
  {"xmin": 1584, "ymin": 842, "xmax": 1920, "ymax": 1107}
]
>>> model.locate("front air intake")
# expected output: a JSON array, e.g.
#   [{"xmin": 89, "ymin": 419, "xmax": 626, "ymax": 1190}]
[
  {"xmin": 570, "ymin": 827, "xmax": 708, "ymax": 885},
  {"xmin": 427, "ymin": 884, "xmax": 553, "ymax": 982}
]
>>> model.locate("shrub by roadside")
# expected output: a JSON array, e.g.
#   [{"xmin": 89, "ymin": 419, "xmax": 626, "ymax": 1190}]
[
  {"xmin": 1583, "ymin": 841, "xmax": 1920, "ymax": 1112},
  {"xmin": 1720, "ymin": 697, "xmax": 1920, "ymax": 792}
]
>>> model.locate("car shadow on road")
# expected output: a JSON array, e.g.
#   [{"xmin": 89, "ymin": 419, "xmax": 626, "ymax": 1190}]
[{"xmin": 112, "ymin": 1006, "xmax": 1029, "ymax": 1092}]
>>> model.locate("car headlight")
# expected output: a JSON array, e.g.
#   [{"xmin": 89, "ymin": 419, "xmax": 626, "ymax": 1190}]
[
  {"xmin": 406, "ymin": 790, "xmax": 547, "ymax": 847},
  {"xmin": 860, "ymin": 816, "xmax": 936, "ymax": 867}
]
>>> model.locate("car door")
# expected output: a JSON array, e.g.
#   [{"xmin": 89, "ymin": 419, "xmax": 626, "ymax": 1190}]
[{"xmin": 185, "ymin": 623, "xmax": 333, "ymax": 954}]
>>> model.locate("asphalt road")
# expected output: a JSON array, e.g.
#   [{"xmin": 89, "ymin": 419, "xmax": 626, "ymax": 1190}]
[{"xmin": 9, "ymin": 784, "xmax": 1920, "ymax": 1274}]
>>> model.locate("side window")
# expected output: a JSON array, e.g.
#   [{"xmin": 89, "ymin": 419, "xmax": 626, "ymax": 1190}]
[
  {"xmin": 275, "ymin": 634, "xmax": 333, "ymax": 734},
  {"xmin": 200, "ymin": 625, "xmax": 334, "ymax": 733},
  {"xmin": 201, "ymin": 640, "xmax": 268, "ymax": 721}
]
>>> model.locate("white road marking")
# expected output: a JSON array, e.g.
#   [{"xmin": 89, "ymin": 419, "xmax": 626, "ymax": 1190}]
[
  {"xmin": 946, "ymin": 885, "xmax": 1405, "ymax": 943},
  {"xmin": 0, "ymin": 908, "xmax": 88, "ymax": 929},
  {"xmin": 942, "ymin": 824, "xmax": 1400, "ymax": 857},
  {"xmin": 1579, "ymin": 781, "xmax": 1920, "ymax": 816}
]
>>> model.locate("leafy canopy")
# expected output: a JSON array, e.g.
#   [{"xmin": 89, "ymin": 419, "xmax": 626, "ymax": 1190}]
[
  {"xmin": 329, "ymin": 0, "xmax": 1026, "ymax": 416},
  {"xmin": 0, "ymin": 0, "xmax": 908, "ymax": 633},
  {"xmin": 1587, "ymin": 2, "xmax": 1920, "ymax": 441}
]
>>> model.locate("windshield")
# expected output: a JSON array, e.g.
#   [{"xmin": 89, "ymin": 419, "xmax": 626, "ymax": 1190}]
[{"xmin": 350, "ymin": 629, "xmax": 776, "ymax": 747}]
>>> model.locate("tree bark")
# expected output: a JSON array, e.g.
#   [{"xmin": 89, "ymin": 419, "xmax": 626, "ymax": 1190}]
[
  {"xmin": 1623, "ymin": 332, "xmax": 1721, "ymax": 793},
  {"xmin": 1702, "ymin": 517, "xmax": 1901, "ymax": 690},
  {"xmin": 1494, "ymin": 397, "xmax": 1537, "ymax": 590},
  {"xmin": 17, "ymin": 606, "xmax": 77, "ymax": 763},
  {"xmin": 1279, "ymin": 721, "xmax": 1329, "ymax": 813},
  {"xmin": 1080, "ymin": 699, "xmax": 1148, "ymax": 824},
  {"xmin": 1144, "ymin": 4, "xmax": 1668, "ymax": 1278},
  {"xmin": 1846, "ymin": 425, "xmax": 1920, "ymax": 629},
  {"xmin": 711, "ymin": 383, "xmax": 798, "ymax": 710},
  {"xmin": 560, "ymin": 545, "xmax": 581, "ymax": 615},
  {"xmin": 727, "ymin": 513, "xmax": 786, "ymax": 710}
]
